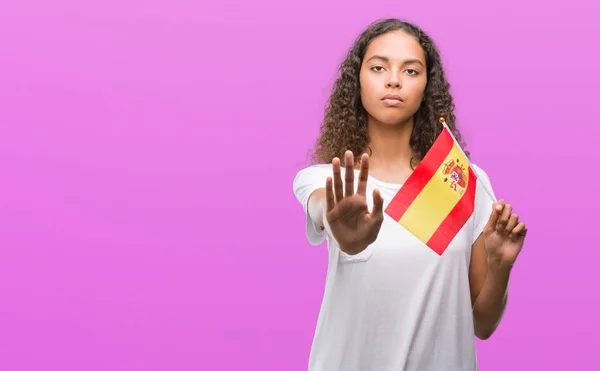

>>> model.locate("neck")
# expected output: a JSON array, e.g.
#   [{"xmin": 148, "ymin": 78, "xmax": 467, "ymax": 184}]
[{"xmin": 364, "ymin": 116, "xmax": 415, "ymax": 171}]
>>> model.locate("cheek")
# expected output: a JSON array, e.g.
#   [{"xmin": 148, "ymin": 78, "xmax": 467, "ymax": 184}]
[
  {"xmin": 407, "ymin": 80, "xmax": 427, "ymax": 105},
  {"xmin": 359, "ymin": 78, "xmax": 379, "ymax": 106}
]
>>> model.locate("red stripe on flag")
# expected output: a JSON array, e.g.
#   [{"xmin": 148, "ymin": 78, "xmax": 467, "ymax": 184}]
[
  {"xmin": 426, "ymin": 167, "xmax": 478, "ymax": 255},
  {"xmin": 385, "ymin": 128, "xmax": 455, "ymax": 222}
]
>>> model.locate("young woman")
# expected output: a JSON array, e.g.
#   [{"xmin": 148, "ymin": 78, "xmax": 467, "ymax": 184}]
[{"xmin": 293, "ymin": 18, "xmax": 528, "ymax": 371}]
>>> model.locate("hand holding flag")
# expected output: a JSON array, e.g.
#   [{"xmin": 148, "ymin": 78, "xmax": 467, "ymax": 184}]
[
  {"xmin": 325, "ymin": 151, "xmax": 384, "ymax": 256},
  {"xmin": 437, "ymin": 117, "xmax": 528, "ymax": 263},
  {"xmin": 482, "ymin": 199, "xmax": 528, "ymax": 266},
  {"xmin": 437, "ymin": 117, "xmax": 529, "ymax": 264},
  {"xmin": 383, "ymin": 117, "xmax": 526, "ymax": 256}
]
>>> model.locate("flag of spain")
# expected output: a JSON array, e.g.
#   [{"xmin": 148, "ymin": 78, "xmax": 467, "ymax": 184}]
[{"xmin": 384, "ymin": 122, "xmax": 477, "ymax": 256}]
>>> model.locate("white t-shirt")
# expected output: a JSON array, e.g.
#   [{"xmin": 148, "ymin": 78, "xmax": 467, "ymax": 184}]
[{"xmin": 293, "ymin": 163, "xmax": 496, "ymax": 371}]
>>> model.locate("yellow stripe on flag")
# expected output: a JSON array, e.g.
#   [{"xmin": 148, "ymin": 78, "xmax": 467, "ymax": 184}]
[{"xmin": 398, "ymin": 141, "xmax": 470, "ymax": 244}]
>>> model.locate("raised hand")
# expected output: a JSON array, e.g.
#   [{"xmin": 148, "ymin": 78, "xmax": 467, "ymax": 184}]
[
  {"xmin": 482, "ymin": 199, "xmax": 528, "ymax": 266},
  {"xmin": 325, "ymin": 151, "xmax": 384, "ymax": 255}
]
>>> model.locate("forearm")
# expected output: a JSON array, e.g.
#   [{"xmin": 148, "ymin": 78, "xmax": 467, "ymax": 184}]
[{"xmin": 472, "ymin": 259, "xmax": 512, "ymax": 339}]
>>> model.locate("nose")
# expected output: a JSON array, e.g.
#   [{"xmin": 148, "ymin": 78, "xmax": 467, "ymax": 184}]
[{"xmin": 386, "ymin": 72, "xmax": 401, "ymax": 88}]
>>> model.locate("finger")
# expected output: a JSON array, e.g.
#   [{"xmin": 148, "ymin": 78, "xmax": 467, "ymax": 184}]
[
  {"xmin": 325, "ymin": 176, "xmax": 335, "ymax": 213},
  {"xmin": 356, "ymin": 153, "xmax": 369, "ymax": 196},
  {"xmin": 332, "ymin": 157, "xmax": 344, "ymax": 203},
  {"xmin": 371, "ymin": 189, "xmax": 384, "ymax": 218},
  {"xmin": 344, "ymin": 151, "xmax": 355, "ymax": 197},
  {"xmin": 504, "ymin": 213, "xmax": 519, "ymax": 234},
  {"xmin": 485, "ymin": 200, "xmax": 504, "ymax": 231},
  {"xmin": 510, "ymin": 222, "xmax": 527, "ymax": 239},
  {"xmin": 496, "ymin": 203, "xmax": 512, "ymax": 232}
]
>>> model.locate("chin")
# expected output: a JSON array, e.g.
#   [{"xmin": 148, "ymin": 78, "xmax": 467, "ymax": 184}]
[{"xmin": 370, "ymin": 112, "xmax": 412, "ymax": 126}]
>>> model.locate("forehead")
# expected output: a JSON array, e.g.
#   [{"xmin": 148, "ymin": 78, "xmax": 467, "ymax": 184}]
[{"xmin": 363, "ymin": 30, "xmax": 425, "ymax": 62}]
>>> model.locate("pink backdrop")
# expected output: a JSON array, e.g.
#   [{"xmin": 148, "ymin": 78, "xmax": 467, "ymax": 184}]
[{"xmin": 1, "ymin": 0, "xmax": 599, "ymax": 370}]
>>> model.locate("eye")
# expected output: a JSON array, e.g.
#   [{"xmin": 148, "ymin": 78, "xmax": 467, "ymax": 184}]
[
  {"xmin": 405, "ymin": 69, "xmax": 419, "ymax": 75},
  {"xmin": 370, "ymin": 66, "xmax": 385, "ymax": 72}
]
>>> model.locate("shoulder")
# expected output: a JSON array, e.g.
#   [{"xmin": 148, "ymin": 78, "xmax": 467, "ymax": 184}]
[
  {"xmin": 469, "ymin": 163, "xmax": 496, "ymax": 211},
  {"xmin": 470, "ymin": 163, "xmax": 490, "ymax": 180},
  {"xmin": 470, "ymin": 163, "xmax": 495, "ymax": 191},
  {"xmin": 293, "ymin": 163, "xmax": 333, "ymax": 184},
  {"xmin": 295, "ymin": 163, "xmax": 333, "ymax": 174},
  {"xmin": 469, "ymin": 162, "xmax": 497, "ymax": 238},
  {"xmin": 292, "ymin": 163, "xmax": 333, "ymax": 212},
  {"xmin": 292, "ymin": 163, "xmax": 332, "ymax": 195}
]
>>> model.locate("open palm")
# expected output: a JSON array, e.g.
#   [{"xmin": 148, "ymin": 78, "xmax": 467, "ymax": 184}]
[{"xmin": 325, "ymin": 151, "xmax": 384, "ymax": 255}]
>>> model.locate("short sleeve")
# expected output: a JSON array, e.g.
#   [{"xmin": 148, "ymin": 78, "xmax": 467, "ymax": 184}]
[
  {"xmin": 471, "ymin": 164, "xmax": 497, "ymax": 244},
  {"xmin": 292, "ymin": 164, "xmax": 332, "ymax": 245}
]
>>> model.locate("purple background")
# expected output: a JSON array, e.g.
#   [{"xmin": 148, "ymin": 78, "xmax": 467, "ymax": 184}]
[{"xmin": 1, "ymin": 0, "xmax": 598, "ymax": 370}]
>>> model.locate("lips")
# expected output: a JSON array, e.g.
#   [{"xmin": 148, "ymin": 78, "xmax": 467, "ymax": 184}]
[
  {"xmin": 382, "ymin": 94, "xmax": 404, "ymax": 102},
  {"xmin": 382, "ymin": 94, "xmax": 404, "ymax": 107}
]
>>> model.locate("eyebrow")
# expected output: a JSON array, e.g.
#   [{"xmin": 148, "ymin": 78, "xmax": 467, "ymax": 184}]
[{"xmin": 366, "ymin": 55, "xmax": 424, "ymax": 67}]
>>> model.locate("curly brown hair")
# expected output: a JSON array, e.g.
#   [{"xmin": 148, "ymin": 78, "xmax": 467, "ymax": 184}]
[{"xmin": 310, "ymin": 18, "xmax": 469, "ymax": 169}]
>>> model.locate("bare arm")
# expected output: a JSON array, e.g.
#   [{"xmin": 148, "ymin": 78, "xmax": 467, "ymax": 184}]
[
  {"xmin": 469, "ymin": 200, "xmax": 527, "ymax": 340},
  {"xmin": 469, "ymin": 234, "xmax": 511, "ymax": 340}
]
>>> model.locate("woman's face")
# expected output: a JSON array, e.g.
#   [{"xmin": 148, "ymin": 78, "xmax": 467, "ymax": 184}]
[{"xmin": 359, "ymin": 30, "xmax": 428, "ymax": 126}]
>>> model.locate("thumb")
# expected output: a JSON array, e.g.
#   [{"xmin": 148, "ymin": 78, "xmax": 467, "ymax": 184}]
[
  {"xmin": 485, "ymin": 200, "xmax": 503, "ymax": 232},
  {"xmin": 371, "ymin": 189, "xmax": 384, "ymax": 218}
]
